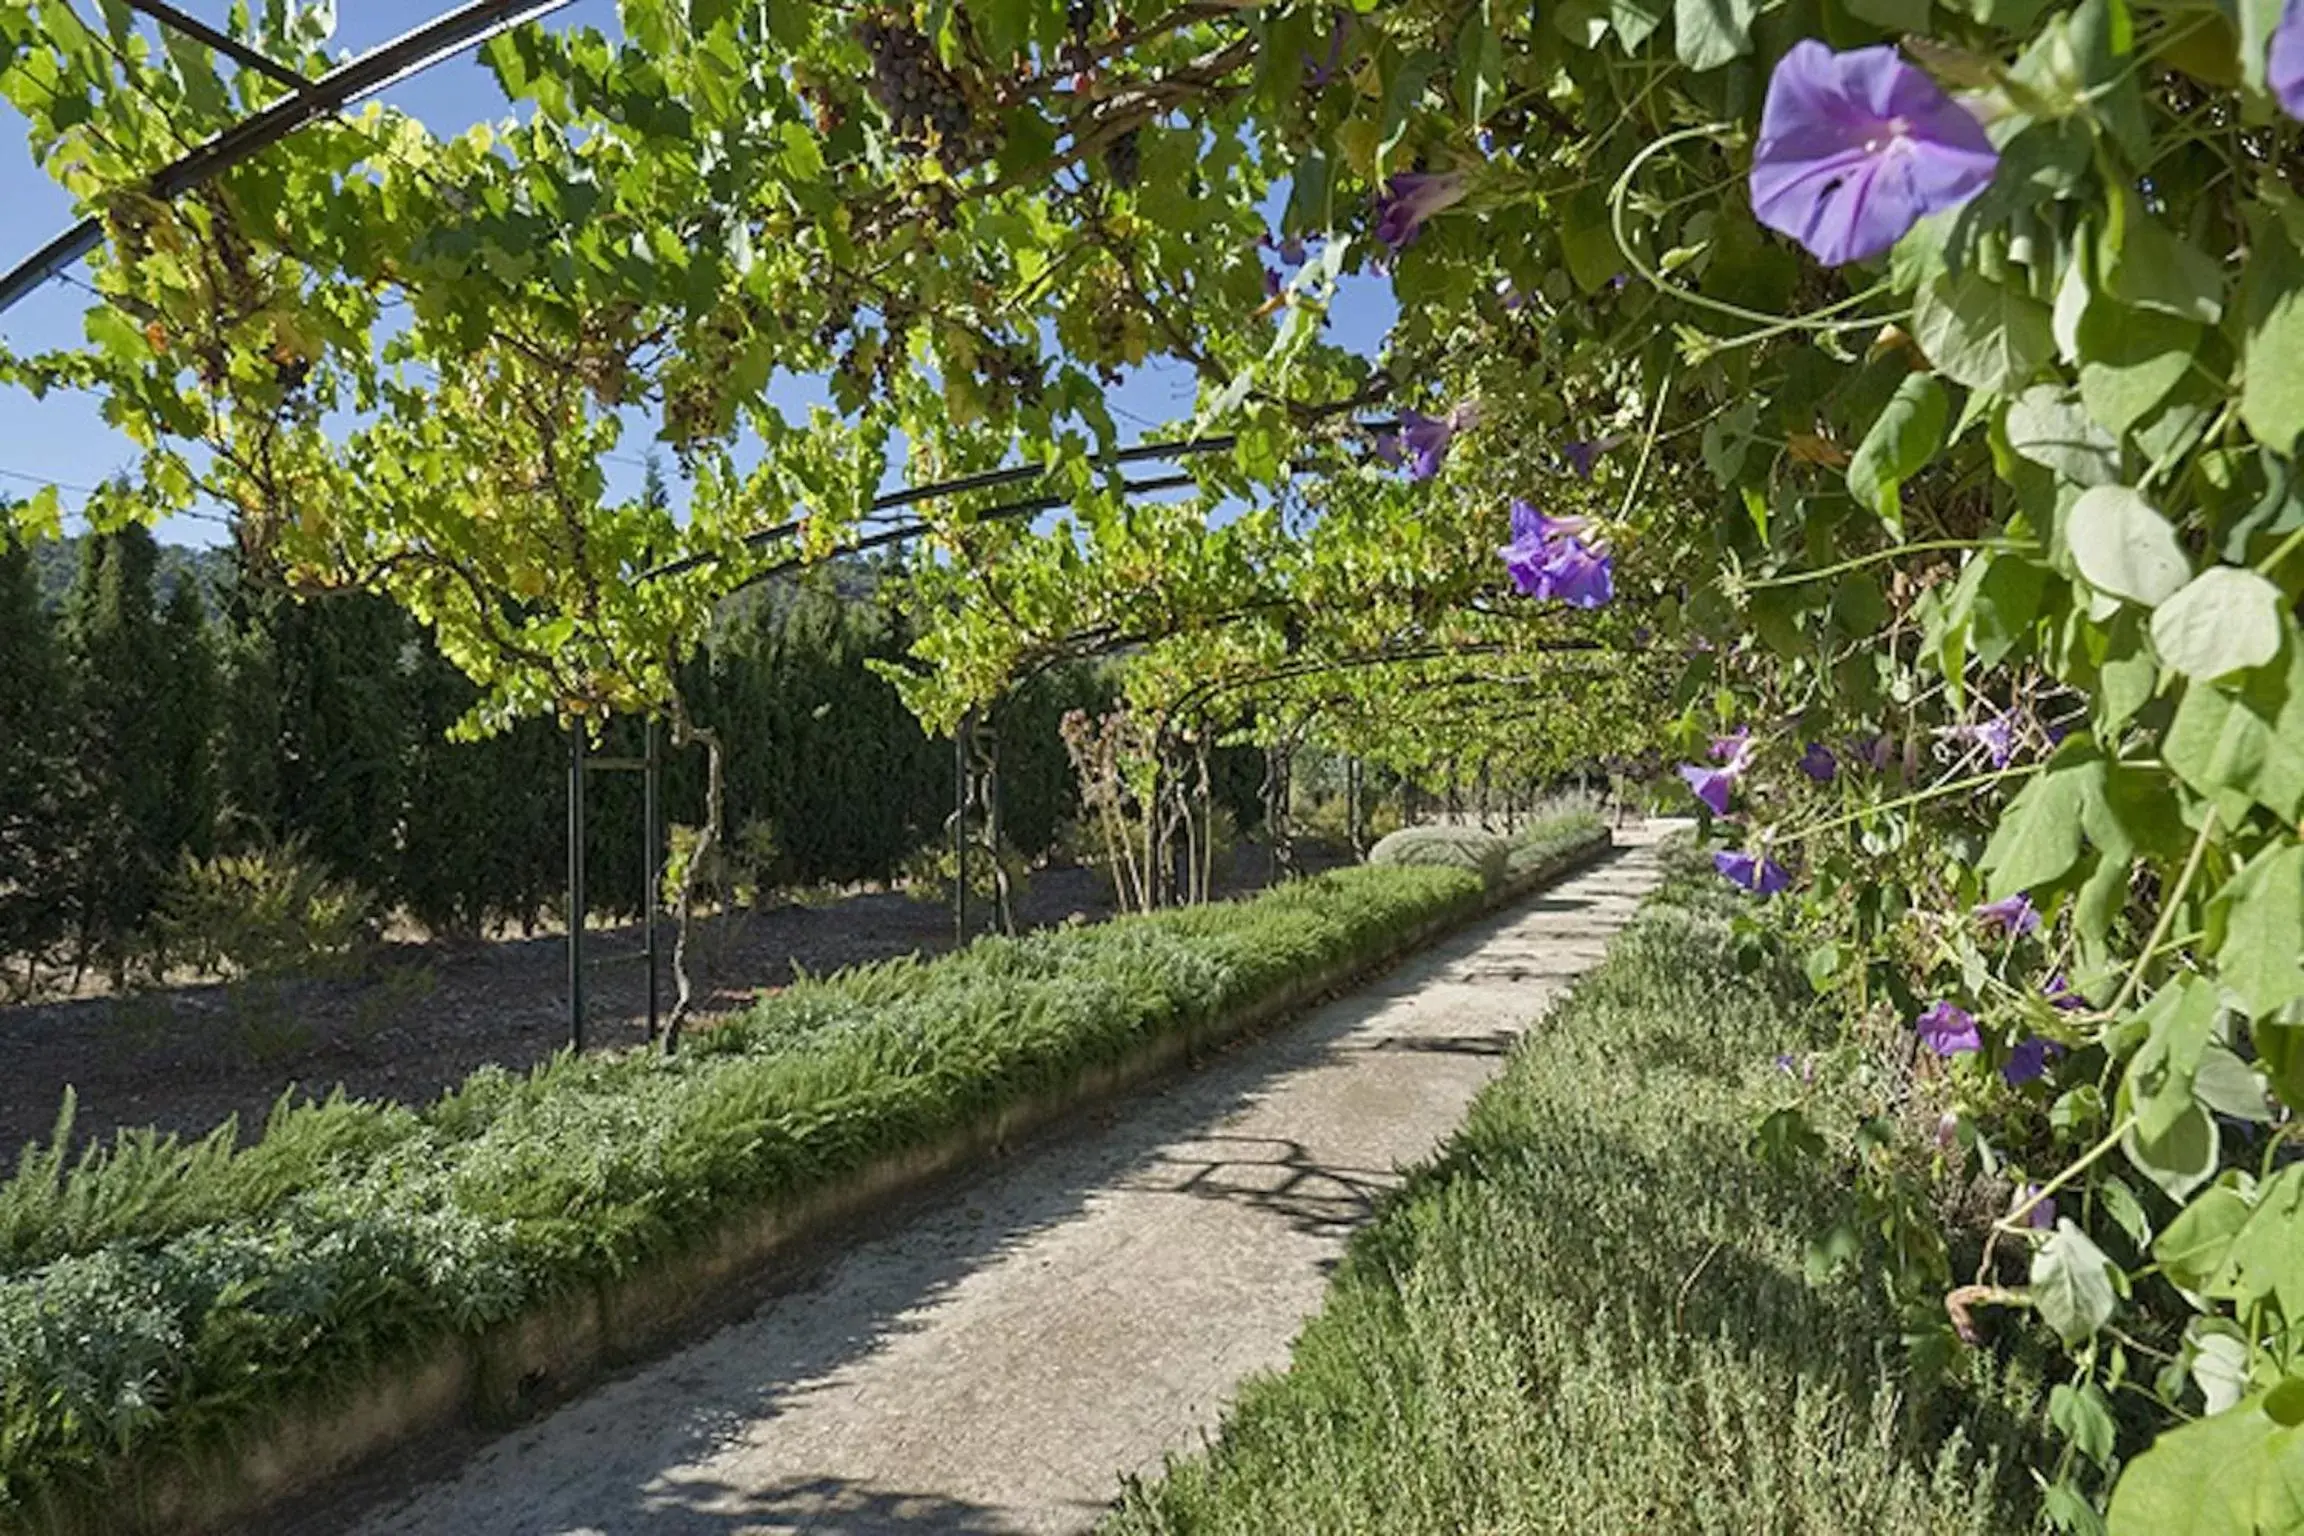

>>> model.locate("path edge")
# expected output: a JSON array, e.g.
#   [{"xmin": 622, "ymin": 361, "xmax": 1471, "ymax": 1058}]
[{"xmin": 25, "ymin": 830, "xmax": 1620, "ymax": 1536}]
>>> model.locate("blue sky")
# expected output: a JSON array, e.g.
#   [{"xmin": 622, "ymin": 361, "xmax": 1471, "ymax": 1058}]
[{"xmin": 0, "ymin": 1, "xmax": 1393, "ymax": 548}]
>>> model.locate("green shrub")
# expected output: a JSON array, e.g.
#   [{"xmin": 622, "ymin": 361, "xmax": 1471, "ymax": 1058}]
[
  {"xmin": 0, "ymin": 858, "xmax": 1540, "ymax": 1520},
  {"xmin": 1104, "ymin": 859, "xmax": 2049, "ymax": 1536},
  {"xmin": 1367, "ymin": 826, "xmax": 1510, "ymax": 888},
  {"xmin": 153, "ymin": 837, "xmax": 375, "ymax": 982}
]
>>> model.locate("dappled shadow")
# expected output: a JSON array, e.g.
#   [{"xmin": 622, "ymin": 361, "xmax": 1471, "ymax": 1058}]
[
  {"xmin": 278, "ymin": 840, "xmax": 1663, "ymax": 1536},
  {"xmin": 1357, "ymin": 1030, "xmax": 1518, "ymax": 1056},
  {"xmin": 1107, "ymin": 1132, "xmax": 1400, "ymax": 1238},
  {"xmin": 618, "ymin": 1470, "xmax": 1023, "ymax": 1534}
]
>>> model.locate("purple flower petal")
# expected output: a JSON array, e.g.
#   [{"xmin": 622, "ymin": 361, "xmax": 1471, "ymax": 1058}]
[
  {"xmin": 1798, "ymin": 742, "xmax": 1839, "ymax": 782},
  {"xmin": 1262, "ymin": 267, "xmax": 1283, "ymax": 299},
  {"xmin": 1398, "ymin": 410, "xmax": 1455, "ymax": 480},
  {"xmin": 2019, "ymin": 1183, "xmax": 2056, "ymax": 1230},
  {"xmin": 2276, "ymin": 0, "xmax": 2304, "ymax": 121},
  {"xmin": 1372, "ymin": 171, "xmax": 1469, "ymax": 252},
  {"xmin": 1915, "ymin": 1000, "xmax": 1982, "ymax": 1057},
  {"xmin": 2044, "ymin": 973, "xmax": 2088, "ymax": 1012},
  {"xmin": 2002, "ymin": 1035, "xmax": 2060, "ymax": 1087},
  {"xmin": 1532, "ymin": 537, "xmax": 1614, "ymax": 607},
  {"xmin": 1562, "ymin": 435, "xmax": 1623, "ymax": 479},
  {"xmin": 1680, "ymin": 764, "xmax": 1736, "ymax": 816},
  {"xmin": 1498, "ymin": 499, "xmax": 1609, "ymax": 606},
  {"xmin": 1714, "ymin": 849, "xmax": 1790, "ymax": 897},
  {"xmin": 1304, "ymin": 16, "xmax": 1349, "ymax": 87},
  {"xmin": 1943, "ymin": 711, "xmax": 2020, "ymax": 769},
  {"xmin": 1975, "ymin": 892, "xmax": 2041, "ymax": 938},
  {"xmin": 1749, "ymin": 41, "xmax": 1999, "ymax": 267},
  {"xmin": 1977, "ymin": 712, "xmax": 2018, "ymax": 769}
]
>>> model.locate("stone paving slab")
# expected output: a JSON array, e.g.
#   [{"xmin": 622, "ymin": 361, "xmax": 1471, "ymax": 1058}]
[{"xmin": 320, "ymin": 825, "xmax": 1675, "ymax": 1536}]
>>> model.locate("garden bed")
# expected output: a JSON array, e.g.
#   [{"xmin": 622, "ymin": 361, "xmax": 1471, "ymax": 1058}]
[
  {"xmin": 0, "ymin": 816, "xmax": 1609, "ymax": 1536},
  {"xmin": 1104, "ymin": 842, "xmax": 2053, "ymax": 1534}
]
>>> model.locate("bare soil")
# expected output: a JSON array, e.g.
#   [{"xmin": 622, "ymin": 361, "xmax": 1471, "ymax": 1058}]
[{"xmin": 0, "ymin": 845, "xmax": 1345, "ymax": 1158}]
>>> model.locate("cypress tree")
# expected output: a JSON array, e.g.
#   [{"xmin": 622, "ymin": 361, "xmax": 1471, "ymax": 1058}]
[
  {"xmin": 154, "ymin": 579, "xmax": 217, "ymax": 866},
  {"xmin": 60, "ymin": 524, "xmax": 176, "ymax": 968},
  {"xmin": 216, "ymin": 563, "xmax": 410, "ymax": 896},
  {"xmin": 0, "ymin": 534, "xmax": 76, "ymax": 986}
]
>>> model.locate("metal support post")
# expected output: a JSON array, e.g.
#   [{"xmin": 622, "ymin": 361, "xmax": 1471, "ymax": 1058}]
[
  {"xmin": 952, "ymin": 711, "xmax": 972, "ymax": 945},
  {"xmin": 644, "ymin": 716, "xmax": 661, "ymax": 1041},
  {"xmin": 567, "ymin": 723, "xmax": 587, "ymax": 1053}
]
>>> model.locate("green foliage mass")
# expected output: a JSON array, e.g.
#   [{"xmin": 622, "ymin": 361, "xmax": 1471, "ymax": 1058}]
[
  {"xmin": 0, "ymin": 857, "xmax": 1559, "ymax": 1519},
  {"xmin": 1106, "ymin": 853, "xmax": 2050, "ymax": 1535}
]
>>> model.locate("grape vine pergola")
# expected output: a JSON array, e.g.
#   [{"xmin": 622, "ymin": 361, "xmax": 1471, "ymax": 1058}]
[
  {"xmin": 0, "ymin": 0, "xmax": 1426, "ymax": 1051},
  {"xmin": 19, "ymin": 0, "xmax": 2296, "ymax": 1510}
]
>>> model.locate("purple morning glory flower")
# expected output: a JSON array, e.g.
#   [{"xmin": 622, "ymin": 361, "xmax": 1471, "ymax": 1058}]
[
  {"xmin": 1710, "ymin": 729, "xmax": 1756, "ymax": 773},
  {"xmin": 1975, "ymin": 892, "xmax": 2041, "ymax": 938},
  {"xmin": 1749, "ymin": 41, "xmax": 1999, "ymax": 267},
  {"xmin": 1496, "ymin": 279, "xmax": 1531, "ymax": 313},
  {"xmin": 1943, "ymin": 712, "xmax": 2019, "ymax": 769},
  {"xmin": 2275, "ymin": 0, "xmax": 2304, "ymax": 121},
  {"xmin": 1393, "ymin": 403, "xmax": 1477, "ymax": 480},
  {"xmin": 1534, "ymin": 538, "xmax": 1615, "ymax": 607},
  {"xmin": 2003, "ymin": 1036, "xmax": 2060, "ymax": 1087},
  {"xmin": 2044, "ymin": 973, "xmax": 2087, "ymax": 1012},
  {"xmin": 1714, "ymin": 849, "xmax": 1791, "ymax": 897},
  {"xmin": 2020, "ymin": 1184, "xmax": 2056, "ymax": 1231},
  {"xmin": 1372, "ymin": 170, "xmax": 1469, "ymax": 251},
  {"xmin": 1976, "ymin": 712, "xmax": 2018, "ymax": 768},
  {"xmin": 1371, "ymin": 433, "xmax": 1406, "ymax": 467},
  {"xmin": 1915, "ymin": 1000, "xmax": 1982, "ymax": 1056},
  {"xmin": 1262, "ymin": 267, "xmax": 1283, "ymax": 300},
  {"xmin": 1561, "ymin": 435, "xmax": 1624, "ymax": 480},
  {"xmin": 1498, "ymin": 499, "xmax": 1614, "ymax": 607},
  {"xmin": 1936, "ymin": 1111, "xmax": 1961, "ymax": 1152},
  {"xmin": 1799, "ymin": 742, "xmax": 1839, "ymax": 783},
  {"xmin": 1680, "ymin": 764, "xmax": 1737, "ymax": 816}
]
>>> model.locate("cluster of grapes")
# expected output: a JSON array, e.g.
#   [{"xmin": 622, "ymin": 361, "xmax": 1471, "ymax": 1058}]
[
  {"xmin": 857, "ymin": 14, "xmax": 974, "ymax": 151},
  {"xmin": 1103, "ymin": 126, "xmax": 1141, "ymax": 188},
  {"xmin": 195, "ymin": 183, "xmax": 261, "ymax": 315}
]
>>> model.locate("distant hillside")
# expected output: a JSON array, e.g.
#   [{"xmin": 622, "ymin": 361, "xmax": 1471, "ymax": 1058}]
[{"xmin": 28, "ymin": 536, "xmax": 232, "ymax": 611}]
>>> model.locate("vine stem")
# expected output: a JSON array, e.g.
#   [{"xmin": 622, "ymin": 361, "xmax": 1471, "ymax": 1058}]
[
  {"xmin": 1613, "ymin": 362, "xmax": 1675, "ymax": 532},
  {"xmin": 2107, "ymin": 804, "xmax": 2218, "ymax": 1019},
  {"xmin": 1607, "ymin": 124, "xmax": 1905, "ymax": 341},
  {"xmin": 2254, "ymin": 521, "xmax": 2304, "ymax": 577},
  {"xmin": 1774, "ymin": 762, "xmax": 2044, "ymax": 845},
  {"xmin": 1739, "ymin": 538, "xmax": 2023, "ymax": 591},
  {"xmin": 1997, "ymin": 1114, "xmax": 2138, "ymax": 1235}
]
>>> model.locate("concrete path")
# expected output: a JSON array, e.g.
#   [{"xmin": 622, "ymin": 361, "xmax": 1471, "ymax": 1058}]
[{"xmin": 325, "ymin": 827, "xmax": 1674, "ymax": 1536}]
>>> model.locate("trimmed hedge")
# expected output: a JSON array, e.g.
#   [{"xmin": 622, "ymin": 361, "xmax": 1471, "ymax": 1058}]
[
  {"xmin": 1368, "ymin": 825, "xmax": 1511, "ymax": 888},
  {"xmin": 1104, "ymin": 844, "xmax": 2051, "ymax": 1535},
  {"xmin": 1505, "ymin": 810, "xmax": 1607, "ymax": 877},
  {"xmin": 0, "ymin": 841, "xmax": 1603, "ymax": 1527}
]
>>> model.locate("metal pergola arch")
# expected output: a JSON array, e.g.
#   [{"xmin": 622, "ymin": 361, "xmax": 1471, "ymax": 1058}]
[{"xmin": 0, "ymin": 0, "xmax": 573, "ymax": 316}]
